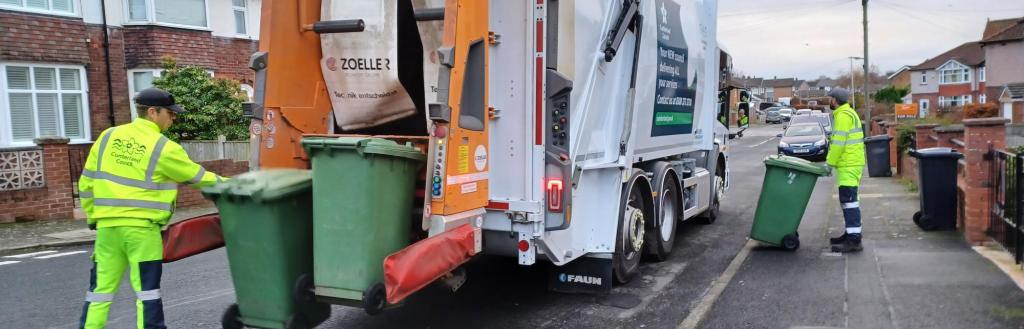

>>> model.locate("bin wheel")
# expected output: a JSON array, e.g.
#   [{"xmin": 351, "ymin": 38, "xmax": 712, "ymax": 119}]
[
  {"xmin": 781, "ymin": 234, "xmax": 800, "ymax": 251},
  {"xmin": 292, "ymin": 273, "xmax": 315, "ymax": 304},
  {"xmin": 912, "ymin": 211, "xmax": 922, "ymax": 225},
  {"xmin": 363, "ymin": 283, "xmax": 387, "ymax": 315},
  {"xmin": 221, "ymin": 304, "xmax": 243, "ymax": 329},
  {"xmin": 285, "ymin": 313, "xmax": 308, "ymax": 329},
  {"xmin": 917, "ymin": 214, "xmax": 937, "ymax": 231}
]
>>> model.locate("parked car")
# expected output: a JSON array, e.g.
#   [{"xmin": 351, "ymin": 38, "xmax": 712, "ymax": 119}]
[
  {"xmin": 795, "ymin": 109, "xmax": 813, "ymax": 116},
  {"xmin": 788, "ymin": 114, "xmax": 832, "ymax": 134},
  {"xmin": 765, "ymin": 107, "xmax": 783, "ymax": 124},
  {"xmin": 811, "ymin": 110, "xmax": 823, "ymax": 114},
  {"xmin": 777, "ymin": 123, "xmax": 829, "ymax": 161},
  {"xmin": 778, "ymin": 108, "xmax": 794, "ymax": 122}
]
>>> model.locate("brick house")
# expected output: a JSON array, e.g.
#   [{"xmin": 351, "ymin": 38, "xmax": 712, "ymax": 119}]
[
  {"xmin": 764, "ymin": 78, "xmax": 796, "ymax": 103},
  {"xmin": 887, "ymin": 65, "xmax": 912, "ymax": 90},
  {"xmin": 980, "ymin": 17, "xmax": 1024, "ymax": 121},
  {"xmin": 909, "ymin": 41, "xmax": 985, "ymax": 117},
  {"xmin": 0, "ymin": 0, "xmax": 260, "ymax": 221}
]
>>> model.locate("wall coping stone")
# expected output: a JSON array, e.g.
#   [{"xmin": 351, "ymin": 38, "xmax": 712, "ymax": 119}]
[
  {"xmin": 963, "ymin": 117, "xmax": 1009, "ymax": 126},
  {"xmin": 934, "ymin": 124, "xmax": 965, "ymax": 133},
  {"xmin": 915, "ymin": 123, "xmax": 939, "ymax": 128}
]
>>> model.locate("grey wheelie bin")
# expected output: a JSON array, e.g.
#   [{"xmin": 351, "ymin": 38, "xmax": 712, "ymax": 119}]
[
  {"xmin": 909, "ymin": 147, "xmax": 963, "ymax": 231},
  {"xmin": 750, "ymin": 155, "xmax": 831, "ymax": 250},
  {"xmin": 202, "ymin": 169, "xmax": 330, "ymax": 329},
  {"xmin": 865, "ymin": 135, "xmax": 893, "ymax": 177}
]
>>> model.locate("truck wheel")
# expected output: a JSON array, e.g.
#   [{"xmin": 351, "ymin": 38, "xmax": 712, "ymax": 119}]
[
  {"xmin": 615, "ymin": 170, "xmax": 651, "ymax": 284},
  {"xmin": 222, "ymin": 304, "xmax": 243, "ymax": 329},
  {"xmin": 698, "ymin": 170, "xmax": 724, "ymax": 225},
  {"xmin": 645, "ymin": 164, "xmax": 679, "ymax": 261}
]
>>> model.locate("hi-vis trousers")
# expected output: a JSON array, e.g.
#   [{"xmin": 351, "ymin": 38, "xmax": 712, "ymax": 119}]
[{"xmin": 79, "ymin": 225, "xmax": 165, "ymax": 329}]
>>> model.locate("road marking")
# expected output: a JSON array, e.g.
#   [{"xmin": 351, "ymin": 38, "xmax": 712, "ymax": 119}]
[
  {"xmin": 677, "ymin": 239, "xmax": 755, "ymax": 329},
  {"xmin": 750, "ymin": 137, "xmax": 777, "ymax": 148},
  {"xmin": 4, "ymin": 250, "xmax": 58, "ymax": 258},
  {"xmin": 33, "ymin": 251, "xmax": 87, "ymax": 259},
  {"xmin": 0, "ymin": 261, "xmax": 20, "ymax": 266}
]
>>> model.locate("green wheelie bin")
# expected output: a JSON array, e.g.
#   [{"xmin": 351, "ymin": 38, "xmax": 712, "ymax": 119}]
[
  {"xmin": 301, "ymin": 137, "xmax": 425, "ymax": 315},
  {"xmin": 202, "ymin": 169, "xmax": 330, "ymax": 329},
  {"xmin": 750, "ymin": 155, "xmax": 831, "ymax": 251}
]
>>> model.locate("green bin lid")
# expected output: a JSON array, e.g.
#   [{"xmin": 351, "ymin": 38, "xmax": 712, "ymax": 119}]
[
  {"xmin": 201, "ymin": 169, "xmax": 312, "ymax": 202},
  {"xmin": 301, "ymin": 137, "xmax": 426, "ymax": 161},
  {"xmin": 764, "ymin": 154, "xmax": 830, "ymax": 176}
]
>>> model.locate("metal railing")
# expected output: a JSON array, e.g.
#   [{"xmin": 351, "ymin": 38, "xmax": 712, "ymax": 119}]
[{"xmin": 988, "ymin": 148, "xmax": 1023, "ymax": 264}]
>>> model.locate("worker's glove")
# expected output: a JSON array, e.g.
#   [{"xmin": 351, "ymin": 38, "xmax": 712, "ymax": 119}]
[{"xmin": 88, "ymin": 223, "xmax": 96, "ymax": 230}]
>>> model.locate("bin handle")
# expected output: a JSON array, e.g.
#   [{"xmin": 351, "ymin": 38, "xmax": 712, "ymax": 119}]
[{"xmin": 355, "ymin": 138, "xmax": 371, "ymax": 158}]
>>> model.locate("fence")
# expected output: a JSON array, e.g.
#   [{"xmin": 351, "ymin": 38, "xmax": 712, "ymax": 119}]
[
  {"xmin": 988, "ymin": 148, "xmax": 1023, "ymax": 265},
  {"xmin": 180, "ymin": 136, "xmax": 250, "ymax": 162}
]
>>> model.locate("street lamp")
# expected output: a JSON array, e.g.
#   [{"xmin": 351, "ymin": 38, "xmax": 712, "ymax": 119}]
[{"xmin": 849, "ymin": 56, "xmax": 863, "ymax": 109}]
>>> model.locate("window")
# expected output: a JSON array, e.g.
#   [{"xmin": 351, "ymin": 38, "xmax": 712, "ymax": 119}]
[
  {"xmin": 233, "ymin": 0, "xmax": 247, "ymax": 35},
  {"xmin": 920, "ymin": 74, "xmax": 927, "ymax": 84},
  {"xmin": 980, "ymin": 93, "xmax": 987, "ymax": 104},
  {"xmin": 979, "ymin": 67, "xmax": 986, "ymax": 83},
  {"xmin": 939, "ymin": 61, "xmax": 971, "ymax": 84},
  {"xmin": 1, "ymin": 64, "xmax": 89, "ymax": 146},
  {"xmin": 126, "ymin": 0, "xmax": 208, "ymax": 29},
  {"xmin": 938, "ymin": 95, "xmax": 972, "ymax": 108},
  {"xmin": 0, "ymin": 0, "xmax": 76, "ymax": 16},
  {"xmin": 127, "ymin": 69, "xmax": 162, "ymax": 119}
]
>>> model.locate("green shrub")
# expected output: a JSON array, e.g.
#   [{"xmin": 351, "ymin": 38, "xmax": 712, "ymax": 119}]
[{"xmin": 151, "ymin": 58, "xmax": 249, "ymax": 142}]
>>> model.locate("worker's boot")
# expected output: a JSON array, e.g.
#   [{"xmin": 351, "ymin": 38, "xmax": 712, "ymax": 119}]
[
  {"xmin": 829, "ymin": 233, "xmax": 848, "ymax": 245},
  {"xmin": 831, "ymin": 234, "xmax": 863, "ymax": 253}
]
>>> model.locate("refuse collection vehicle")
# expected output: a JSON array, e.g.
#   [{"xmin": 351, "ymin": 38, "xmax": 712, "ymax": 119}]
[{"xmin": 229, "ymin": 0, "xmax": 732, "ymax": 315}]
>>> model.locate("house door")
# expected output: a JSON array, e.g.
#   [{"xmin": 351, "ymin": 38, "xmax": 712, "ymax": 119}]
[{"xmin": 919, "ymin": 99, "xmax": 930, "ymax": 117}]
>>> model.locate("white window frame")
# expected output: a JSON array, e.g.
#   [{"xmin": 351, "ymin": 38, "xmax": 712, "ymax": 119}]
[
  {"xmin": 979, "ymin": 67, "xmax": 986, "ymax": 83},
  {"xmin": 0, "ymin": 63, "xmax": 91, "ymax": 147},
  {"xmin": 122, "ymin": 0, "xmax": 211, "ymax": 31},
  {"xmin": 0, "ymin": 0, "xmax": 80, "ymax": 17},
  {"xmin": 920, "ymin": 73, "xmax": 927, "ymax": 85},
  {"xmin": 980, "ymin": 93, "xmax": 987, "ymax": 104},
  {"xmin": 232, "ymin": 0, "xmax": 248, "ymax": 37},
  {"xmin": 939, "ymin": 60, "xmax": 971, "ymax": 85}
]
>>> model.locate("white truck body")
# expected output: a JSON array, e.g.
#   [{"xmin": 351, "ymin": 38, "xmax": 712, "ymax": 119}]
[{"xmin": 480, "ymin": 0, "xmax": 726, "ymax": 269}]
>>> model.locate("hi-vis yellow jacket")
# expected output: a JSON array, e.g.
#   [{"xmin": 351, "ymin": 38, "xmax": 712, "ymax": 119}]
[
  {"xmin": 79, "ymin": 119, "xmax": 223, "ymax": 228},
  {"xmin": 826, "ymin": 103, "xmax": 866, "ymax": 169}
]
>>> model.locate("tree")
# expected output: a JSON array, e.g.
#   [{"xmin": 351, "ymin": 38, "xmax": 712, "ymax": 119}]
[
  {"xmin": 151, "ymin": 58, "xmax": 249, "ymax": 142},
  {"xmin": 873, "ymin": 85, "xmax": 910, "ymax": 105}
]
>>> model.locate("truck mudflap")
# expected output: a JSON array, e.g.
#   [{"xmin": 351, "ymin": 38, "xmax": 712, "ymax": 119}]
[
  {"xmin": 383, "ymin": 223, "xmax": 479, "ymax": 304},
  {"xmin": 161, "ymin": 213, "xmax": 223, "ymax": 263}
]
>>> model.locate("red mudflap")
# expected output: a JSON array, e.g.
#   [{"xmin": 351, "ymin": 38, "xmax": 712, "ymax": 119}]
[
  {"xmin": 383, "ymin": 224, "xmax": 477, "ymax": 304},
  {"xmin": 162, "ymin": 214, "xmax": 224, "ymax": 263}
]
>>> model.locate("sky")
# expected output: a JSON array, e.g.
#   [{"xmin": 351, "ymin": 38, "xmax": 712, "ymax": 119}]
[{"xmin": 718, "ymin": 0, "xmax": 1024, "ymax": 80}]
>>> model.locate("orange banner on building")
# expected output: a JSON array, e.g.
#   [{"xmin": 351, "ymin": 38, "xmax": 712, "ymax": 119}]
[{"xmin": 895, "ymin": 104, "xmax": 918, "ymax": 118}]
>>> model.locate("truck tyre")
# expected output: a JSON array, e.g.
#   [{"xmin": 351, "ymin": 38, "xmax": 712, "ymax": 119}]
[
  {"xmin": 644, "ymin": 163, "xmax": 680, "ymax": 262},
  {"xmin": 698, "ymin": 167, "xmax": 724, "ymax": 225},
  {"xmin": 615, "ymin": 169, "xmax": 652, "ymax": 284}
]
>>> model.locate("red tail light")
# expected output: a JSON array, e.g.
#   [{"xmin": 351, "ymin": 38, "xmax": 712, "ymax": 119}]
[{"xmin": 547, "ymin": 178, "xmax": 564, "ymax": 212}]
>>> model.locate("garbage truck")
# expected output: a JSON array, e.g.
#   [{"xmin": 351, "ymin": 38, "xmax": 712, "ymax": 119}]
[{"xmin": 225, "ymin": 0, "xmax": 731, "ymax": 316}]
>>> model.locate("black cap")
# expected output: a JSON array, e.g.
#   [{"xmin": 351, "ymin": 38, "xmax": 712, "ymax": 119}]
[{"xmin": 134, "ymin": 88, "xmax": 185, "ymax": 113}]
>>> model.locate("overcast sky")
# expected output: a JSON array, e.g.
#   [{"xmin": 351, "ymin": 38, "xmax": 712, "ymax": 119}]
[{"xmin": 718, "ymin": 0, "xmax": 1024, "ymax": 80}]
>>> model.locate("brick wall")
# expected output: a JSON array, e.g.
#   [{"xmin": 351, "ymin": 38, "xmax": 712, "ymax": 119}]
[
  {"xmin": 85, "ymin": 25, "xmax": 133, "ymax": 136},
  {"xmin": 122, "ymin": 26, "xmax": 257, "ymax": 84},
  {"xmin": 960, "ymin": 118, "xmax": 1008, "ymax": 244},
  {"xmin": 0, "ymin": 10, "xmax": 89, "ymax": 65},
  {"xmin": 175, "ymin": 159, "xmax": 249, "ymax": 208},
  {"xmin": 0, "ymin": 138, "xmax": 75, "ymax": 223}
]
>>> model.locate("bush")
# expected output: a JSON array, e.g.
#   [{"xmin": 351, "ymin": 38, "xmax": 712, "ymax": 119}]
[
  {"xmin": 963, "ymin": 102, "xmax": 999, "ymax": 119},
  {"xmin": 151, "ymin": 58, "xmax": 249, "ymax": 142}
]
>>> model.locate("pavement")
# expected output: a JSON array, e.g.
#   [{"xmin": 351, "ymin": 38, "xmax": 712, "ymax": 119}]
[
  {"xmin": 0, "ymin": 205, "xmax": 217, "ymax": 255},
  {"xmin": 3, "ymin": 124, "xmax": 1024, "ymax": 328}
]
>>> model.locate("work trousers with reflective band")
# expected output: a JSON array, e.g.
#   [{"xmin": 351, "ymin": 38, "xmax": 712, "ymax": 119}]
[
  {"xmin": 839, "ymin": 186, "xmax": 862, "ymax": 238},
  {"xmin": 80, "ymin": 226, "xmax": 165, "ymax": 329}
]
